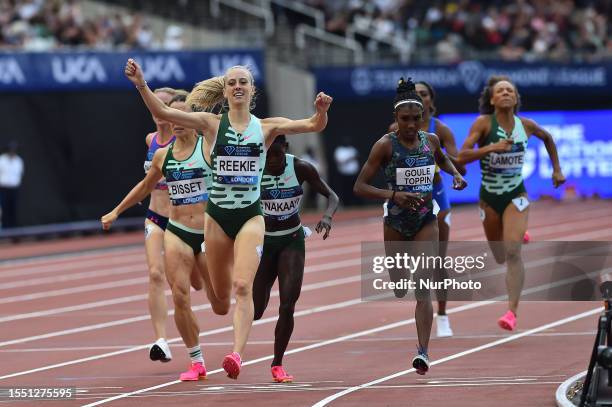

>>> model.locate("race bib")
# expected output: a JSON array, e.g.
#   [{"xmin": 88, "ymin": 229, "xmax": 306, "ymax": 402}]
[
  {"xmin": 167, "ymin": 168, "xmax": 208, "ymax": 205},
  {"xmin": 143, "ymin": 160, "xmax": 152, "ymax": 174},
  {"xmin": 262, "ymin": 196, "xmax": 302, "ymax": 217},
  {"xmin": 395, "ymin": 164, "xmax": 435, "ymax": 193},
  {"xmin": 216, "ymin": 144, "xmax": 260, "ymax": 185},
  {"xmin": 488, "ymin": 147, "xmax": 525, "ymax": 174},
  {"xmin": 512, "ymin": 196, "xmax": 530, "ymax": 212}
]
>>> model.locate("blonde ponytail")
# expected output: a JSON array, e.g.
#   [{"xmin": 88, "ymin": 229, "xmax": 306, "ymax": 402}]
[{"xmin": 187, "ymin": 76, "xmax": 225, "ymax": 112}]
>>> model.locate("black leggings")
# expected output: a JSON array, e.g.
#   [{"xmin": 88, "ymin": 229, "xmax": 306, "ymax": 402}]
[{"xmin": 253, "ymin": 230, "xmax": 305, "ymax": 367}]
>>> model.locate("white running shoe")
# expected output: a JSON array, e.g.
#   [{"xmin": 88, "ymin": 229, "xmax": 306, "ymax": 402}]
[
  {"xmin": 149, "ymin": 338, "xmax": 172, "ymax": 363},
  {"xmin": 412, "ymin": 351, "xmax": 430, "ymax": 375},
  {"xmin": 436, "ymin": 315, "xmax": 453, "ymax": 338}
]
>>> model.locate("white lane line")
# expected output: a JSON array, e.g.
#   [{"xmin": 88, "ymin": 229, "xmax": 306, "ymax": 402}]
[
  {"xmin": 310, "ymin": 307, "xmax": 602, "ymax": 407},
  {"xmin": 0, "ymin": 199, "xmax": 605, "ymax": 271},
  {"xmin": 0, "ymin": 253, "xmax": 144, "ymax": 280},
  {"xmin": 79, "ymin": 300, "xmax": 494, "ymax": 406},
  {"xmin": 0, "ymin": 255, "xmax": 364, "ymax": 323},
  {"xmin": 0, "ymin": 330, "xmax": 596, "ymax": 352},
  {"xmin": 2, "ymin": 242, "xmax": 604, "ymax": 344},
  {"xmin": 0, "ymin": 233, "xmax": 567, "ymax": 317},
  {"xmin": 0, "ymin": 220, "xmax": 373, "ymax": 276},
  {"xmin": 0, "ymin": 293, "xmax": 152, "ymax": 324},
  {"xmin": 0, "ymin": 277, "xmax": 148, "ymax": 305},
  {"xmin": 0, "ymin": 246, "xmax": 142, "ymax": 270},
  {"xmin": 8, "ymin": 209, "xmax": 599, "ymax": 302},
  {"xmin": 0, "ymin": 241, "xmax": 362, "ymax": 296},
  {"xmin": 6, "ymin": 218, "xmax": 604, "ymax": 308},
  {"xmin": 0, "ymin": 264, "xmax": 145, "ymax": 290},
  {"xmin": 0, "ymin": 274, "xmax": 362, "ymax": 348},
  {"xmin": 451, "ymin": 207, "xmax": 612, "ymax": 239},
  {"xmin": 0, "ymin": 297, "xmax": 366, "ymax": 381},
  {"xmin": 0, "ymin": 244, "xmax": 362, "ymax": 305}
]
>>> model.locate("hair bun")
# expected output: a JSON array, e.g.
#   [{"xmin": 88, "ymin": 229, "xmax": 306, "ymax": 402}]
[{"xmin": 396, "ymin": 77, "xmax": 415, "ymax": 94}]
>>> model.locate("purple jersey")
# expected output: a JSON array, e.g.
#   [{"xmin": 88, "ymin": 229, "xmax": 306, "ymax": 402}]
[{"xmin": 144, "ymin": 132, "xmax": 175, "ymax": 190}]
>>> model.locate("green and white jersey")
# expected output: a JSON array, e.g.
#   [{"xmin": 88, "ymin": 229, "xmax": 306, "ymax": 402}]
[
  {"xmin": 480, "ymin": 114, "xmax": 528, "ymax": 194},
  {"xmin": 162, "ymin": 136, "xmax": 212, "ymax": 206},
  {"xmin": 260, "ymin": 154, "xmax": 304, "ymax": 235},
  {"xmin": 209, "ymin": 112, "xmax": 266, "ymax": 209}
]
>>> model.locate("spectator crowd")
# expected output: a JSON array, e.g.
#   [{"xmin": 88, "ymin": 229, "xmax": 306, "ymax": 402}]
[
  {"xmin": 1, "ymin": 0, "xmax": 610, "ymax": 62},
  {"xmin": 0, "ymin": 0, "xmax": 185, "ymax": 50},
  {"xmin": 303, "ymin": 0, "xmax": 611, "ymax": 62}
]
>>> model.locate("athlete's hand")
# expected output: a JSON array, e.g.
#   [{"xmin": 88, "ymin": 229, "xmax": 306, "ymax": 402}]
[
  {"xmin": 488, "ymin": 139, "xmax": 513, "ymax": 153},
  {"xmin": 125, "ymin": 58, "xmax": 145, "ymax": 86},
  {"xmin": 452, "ymin": 173, "xmax": 468, "ymax": 190},
  {"xmin": 314, "ymin": 92, "xmax": 333, "ymax": 114},
  {"xmin": 392, "ymin": 191, "xmax": 424, "ymax": 210},
  {"xmin": 552, "ymin": 169, "xmax": 566, "ymax": 188},
  {"xmin": 101, "ymin": 210, "xmax": 118, "ymax": 230},
  {"xmin": 316, "ymin": 215, "xmax": 332, "ymax": 240}
]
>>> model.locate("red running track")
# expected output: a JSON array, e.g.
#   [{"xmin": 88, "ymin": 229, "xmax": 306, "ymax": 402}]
[{"xmin": 0, "ymin": 199, "xmax": 610, "ymax": 406}]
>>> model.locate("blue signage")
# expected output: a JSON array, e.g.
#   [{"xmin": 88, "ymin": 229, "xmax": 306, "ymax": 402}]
[
  {"xmin": 0, "ymin": 49, "xmax": 264, "ymax": 91},
  {"xmin": 437, "ymin": 110, "xmax": 612, "ymax": 203},
  {"xmin": 314, "ymin": 61, "xmax": 610, "ymax": 100}
]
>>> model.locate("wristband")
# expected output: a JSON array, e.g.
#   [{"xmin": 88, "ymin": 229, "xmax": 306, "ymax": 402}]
[{"xmin": 135, "ymin": 81, "xmax": 147, "ymax": 90}]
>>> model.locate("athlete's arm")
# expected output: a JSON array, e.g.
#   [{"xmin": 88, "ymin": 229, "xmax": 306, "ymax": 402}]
[
  {"xmin": 353, "ymin": 136, "xmax": 424, "ymax": 208},
  {"xmin": 522, "ymin": 117, "xmax": 566, "ymax": 188},
  {"xmin": 295, "ymin": 158, "xmax": 339, "ymax": 240},
  {"xmin": 458, "ymin": 115, "xmax": 512, "ymax": 164},
  {"xmin": 101, "ymin": 148, "xmax": 166, "ymax": 230},
  {"xmin": 263, "ymin": 92, "xmax": 332, "ymax": 145},
  {"xmin": 436, "ymin": 121, "xmax": 466, "ymax": 175},
  {"xmin": 125, "ymin": 58, "xmax": 216, "ymax": 134},
  {"xmin": 428, "ymin": 133, "xmax": 467, "ymax": 190}
]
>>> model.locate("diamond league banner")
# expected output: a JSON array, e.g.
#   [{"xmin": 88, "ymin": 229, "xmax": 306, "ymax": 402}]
[
  {"xmin": 314, "ymin": 61, "xmax": 612, "ymax": 202},
  {"xmin": 0, "ymin": 49, "xmax": 264, "ymax": 91},
  {"xmin": 313, "ymin": 60, "xmax": 610, "ymax": 99}
]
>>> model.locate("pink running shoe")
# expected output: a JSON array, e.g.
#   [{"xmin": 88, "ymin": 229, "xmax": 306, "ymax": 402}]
[
  {"xmin": 498, "ymin": 310, "xmax": 517, "ymax": 331},
  {"xmin": 179, "ymin": 362, "xmax": 206, "ymax": 381},
  {"xmin": 523, "ymin": 231, "xmax": 531, "ymax": 244},
  {"xmin": 271, "ymin": 366, "xmax": 294, "ymax": 383},
  {"xmin": 223, "ymin": 352, "xmax": 242, "ymax": 379}
]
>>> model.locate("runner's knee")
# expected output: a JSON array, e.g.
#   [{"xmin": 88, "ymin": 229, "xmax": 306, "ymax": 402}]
[
  {"xmin": 233, "ymin": 278, "xmax": 252, "ymax": 298},
  {"xmin": 148, "ymin": 265, "xmax": 166, "ymax": 287},
  {"xmin": 278, "ymin": 300, "xmax": 296, "ymax": 317},
  {"xmin": 172, "ymin": 284, "xmax": 191, "ymax": 310},
  {"xmin": 505, "ymin": 243, "xmax": 522, "ymax": 263}
]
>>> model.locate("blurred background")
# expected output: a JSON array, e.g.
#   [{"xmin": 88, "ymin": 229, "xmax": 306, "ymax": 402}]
[{"xmin": 0, "ymin": 0, "xmax": 610, "ymax": 238}]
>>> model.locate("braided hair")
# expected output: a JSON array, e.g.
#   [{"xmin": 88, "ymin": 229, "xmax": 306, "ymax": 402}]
[{"xmin": 393, "ymin": 77, "xmax": 424, "ymax": 112}]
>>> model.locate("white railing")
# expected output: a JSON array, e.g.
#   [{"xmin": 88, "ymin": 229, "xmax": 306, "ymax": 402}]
[
  {"xmin": 346, "ymin": 25, "xmax": 411, "ymax": 63},
  {"xmin": 295, "ymin": 24, "xmax": 364, "ymax": 64},
  {"xmin": 210, "ymin": 0, "xmax": 275, "ymax": 36}
]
